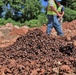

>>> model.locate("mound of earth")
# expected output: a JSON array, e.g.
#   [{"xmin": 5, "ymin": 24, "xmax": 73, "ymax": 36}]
[
  {"xmin": 0, "ymin": 29, "xmax": 76, "ymax": 75},
  {"xmin": 0, "ymin": 20, "xmax": 76, "ymax": 48}
]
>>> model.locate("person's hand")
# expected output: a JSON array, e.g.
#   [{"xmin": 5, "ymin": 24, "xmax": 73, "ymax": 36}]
[
  {"xmin": 57, "ymin": 13, "xmax": 61, "ymax": 17},
  {"xmin": 58, "ymin": 17, "xmax": 62, "ymax": 22},
  {"xmin": 60, "ymin": 17, "xmax": 62, "ymax": 20}
]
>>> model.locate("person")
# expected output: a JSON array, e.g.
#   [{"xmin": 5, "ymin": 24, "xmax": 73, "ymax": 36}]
[
  {"xmin": 46, "ymin": 0, "xmax": 64, "ymax": 36},
  {"xmin": 56, "ymin": 0, "xmax": 64, "ymax": 25}
]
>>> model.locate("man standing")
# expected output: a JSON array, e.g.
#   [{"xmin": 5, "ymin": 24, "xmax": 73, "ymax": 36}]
[
  {"xmin": 56, "ymin": 0, "xmax": 64, "ymax": 24},
  {"xmin": 46, "ymin": 0, "xmax": 64, "ymax": 36}
]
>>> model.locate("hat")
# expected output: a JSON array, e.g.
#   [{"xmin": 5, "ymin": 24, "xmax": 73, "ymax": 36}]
[{"xmin": 56, "ymin": 0, "xmax": 62, "ymax": 2}]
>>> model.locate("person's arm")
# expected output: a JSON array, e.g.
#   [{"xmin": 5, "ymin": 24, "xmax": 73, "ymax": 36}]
[
  {"xmin": 58, "ymin": 6, "xmax": 65, "ymax": 21},
  {"xmin": 50, "ymin": 6, "xmax": 61, "ymax": 17},
  {"xmin": 61, "ymin": 6, "xmax": 65, "ymax": 17},
  {"xmin": 61, "ymin": 11, "xmax": 64, "ymax": 17},
  {"xmin": 49, "ymin": 0, "xmax": 61, "ymax": 17}
]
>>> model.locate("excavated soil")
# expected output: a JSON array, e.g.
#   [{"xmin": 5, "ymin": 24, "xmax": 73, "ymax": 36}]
[
  {"xmin": 0, "ymin": 20, "xmax": 76, "ymax": 75},
  {"xmin": 0, "ymin": 28, "xmax": 76, "ymax": 75}
]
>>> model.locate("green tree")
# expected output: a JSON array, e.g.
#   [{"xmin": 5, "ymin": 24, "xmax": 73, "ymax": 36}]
[
  {"xmin": 64, "ymin": 7, "xmax": 76, "ymax": 22},
  {"xmin": 62, "ymin": 0, "xmax": 76, "ymax": 10},
  {"xmin": 1, "ymin": 0, "xmax": 42, "ymax": 22},
  {"xmin": 22, "ymin": 0, "xmax": 42, "ymax": 20}
]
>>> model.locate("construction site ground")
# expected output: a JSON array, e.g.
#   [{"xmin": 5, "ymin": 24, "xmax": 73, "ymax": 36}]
[{"xmin": 0, "ymin": 20, "xmax": 76, "ymax": 75}]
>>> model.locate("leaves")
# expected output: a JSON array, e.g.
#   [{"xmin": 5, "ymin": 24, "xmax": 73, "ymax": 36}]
[
  {"xmin": 64, "ymin": 7, "xmax": 76, "ymax": 21},
  {"xmin": 62, "ymin": 0, "xmax": 76, "ymax": 10}
]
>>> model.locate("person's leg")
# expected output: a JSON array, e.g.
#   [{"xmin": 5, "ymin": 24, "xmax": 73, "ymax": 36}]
[
  {"xmin": 60, "ymin": 18, "xmax": 63, "ymax": 30},
  {"xmin": 46, "ymin": 15, "xmax": 53, "ymax": 35},
  {"xmin": 58, "ymin": 17, "xmax": 63, "ymax": 30},
  {"xmin": 54, "ymin": 16, "xmax": 64, "ymax": 36}
]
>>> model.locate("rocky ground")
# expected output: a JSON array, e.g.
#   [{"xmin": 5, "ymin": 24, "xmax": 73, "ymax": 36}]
[{"xmin": 0, "ymin": 20, "xmax": 76, "ymax": 75}]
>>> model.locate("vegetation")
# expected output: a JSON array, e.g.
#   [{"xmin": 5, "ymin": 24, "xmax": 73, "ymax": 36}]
[
  {"xmin": 0, "ymin": 0, "xmax": 43, "ymax": 27},
  {"xmin": 61, "ymin": 0, "xmax": 76, "ymax": 21},
  {"xmin": 64, "ymin": 7, "xmax": 76, "ymax": 22},
  {"xmin": 0, "ymin": 0, "xmax": 76, "ymax": 27},
  {"xmin": 62, "ymin": 0, "xmax": 76, "ymax": 10}
]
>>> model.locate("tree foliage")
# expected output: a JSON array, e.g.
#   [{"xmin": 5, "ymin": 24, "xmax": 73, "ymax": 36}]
[
  {"xmin": 0, "ymin": 0, "xmax": 42, "ymax": 22},
  {"xmin": 0, "ymin": 0, "xmax": 76, "ymax": 26},
  {"xmin": 62, "ymin": 0, "xmax": 76, "ymax": 10},
  {"xmin": 64, "ymin": 7, "xmax": 76, "ymax": 21}
]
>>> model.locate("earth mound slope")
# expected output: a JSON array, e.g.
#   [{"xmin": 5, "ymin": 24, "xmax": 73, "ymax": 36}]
[{"xmin": 0, "ymin": 29, "xmax": 76, "ymax": 75}]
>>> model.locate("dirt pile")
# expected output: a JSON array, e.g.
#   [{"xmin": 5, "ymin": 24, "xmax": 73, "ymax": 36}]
[
  {"xmin": 0, "ymin": 29, "xmax": 76, "ymax": 75},
  {"xmin": 0, "ymin": 20, "xmax": 76, "ymax": 48},
  {"xmin": 62, "ymin": 20, "xmax": 76, "ymax": 36},
  {"xmin": 0, "ymin": 24, "xmax": 28, "ymax": 48}
]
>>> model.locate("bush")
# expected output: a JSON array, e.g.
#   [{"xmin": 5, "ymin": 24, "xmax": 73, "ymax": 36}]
[
  {"xmin": 25, "ymin": 13, "xmax": 48, "ymax": 28},
  {"xmin": 0, "ymin": 18, "xmax": 22, "ymax": 26},
  {"xmin": 37, "ymin": 13, "xmax": 48, "ymax": 25},
  {"xmin": 0, "ymin": 18, "xmax": 6, "ymax": 25},
  {"xmin": 0, "ymin": 13, "xmax": 48, "ymax": 27},
  {"xmin": 64, "ymin": 7, "xmax": 76, "ymax": 22},
  {"xmin": 25, "ymin": 19, "xmax": 41, "ymax": 28}
]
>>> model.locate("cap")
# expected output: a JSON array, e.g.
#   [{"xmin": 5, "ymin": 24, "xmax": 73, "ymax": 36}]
[{"xmin": 56, "ymin": 0, "xmax": 62, "ymax": 2}]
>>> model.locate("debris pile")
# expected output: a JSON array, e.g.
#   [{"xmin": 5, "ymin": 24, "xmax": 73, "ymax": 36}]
[{"xmin": 0, "ymin": 29, "xmax": 76, "ymax": 75}]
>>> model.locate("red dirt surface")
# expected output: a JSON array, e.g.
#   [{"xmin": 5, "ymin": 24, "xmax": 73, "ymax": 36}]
[{"xmin": 0, "ymin": 20, "xmax": 76, "ymax": 75}]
